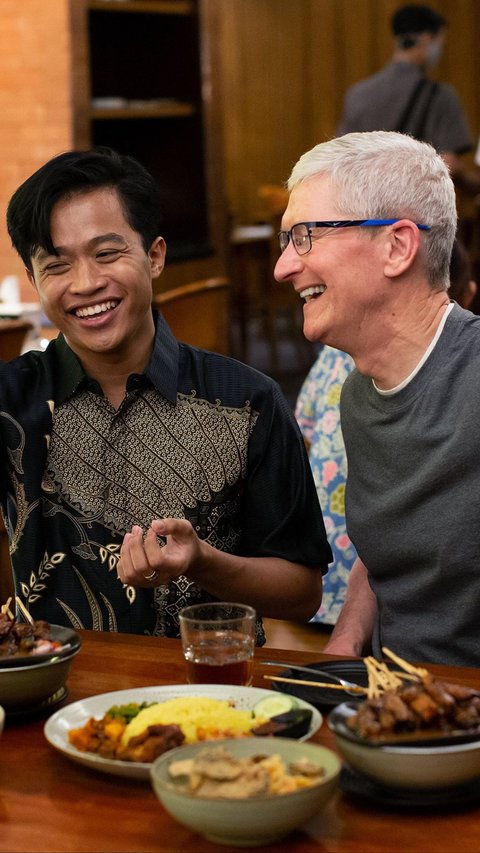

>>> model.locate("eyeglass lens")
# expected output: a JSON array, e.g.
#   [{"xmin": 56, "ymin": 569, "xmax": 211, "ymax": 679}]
[{"xmin": 279, "ymin": 223, "xmax": 311, "ymax": 255}]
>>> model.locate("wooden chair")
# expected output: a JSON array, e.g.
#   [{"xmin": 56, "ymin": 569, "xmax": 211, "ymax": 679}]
[
  {"xmin": 153, "ymin": 276, "xmax": 231, "ymax": 355},
  {"xmin": 0, "ymin": 319, "xmax": 33, "ymax": 606},
  {"xmin": 0, "ymin": 517, "xmax": 13, "ymax": 607},
  {"xmin": 256, "ymin": 185, "xmax": 314, "ymax": 373},
  {"xmin": 0, "ymin": 319, "xmax": 32, "ymax": 361},
  {"xmin": 262, "ymin": 617, "xmax": 333, "ymax": 653},
  {"xmin": 229, "ymin": 223, "xmax": 274, "ymax": 363}
]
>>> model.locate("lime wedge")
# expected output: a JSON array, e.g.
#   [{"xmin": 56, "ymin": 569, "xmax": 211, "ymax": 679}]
[{"xmin": 253, "ymin": 693, "xmax": 299, "ymax": 720}]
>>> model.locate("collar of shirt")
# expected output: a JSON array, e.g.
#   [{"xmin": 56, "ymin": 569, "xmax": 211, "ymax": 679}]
[
  {"xmin": 388, "ymin": 60, "xmax": 424, "ymax": 80},
  {"xmin": 52, "ymin": 309, "xmax": 179, "ymax": 405}
]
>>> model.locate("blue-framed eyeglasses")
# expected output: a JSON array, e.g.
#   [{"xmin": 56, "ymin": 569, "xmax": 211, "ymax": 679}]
[{"xmin": 278, "ymin": 219, "xmax": 431, "ymax": 256}]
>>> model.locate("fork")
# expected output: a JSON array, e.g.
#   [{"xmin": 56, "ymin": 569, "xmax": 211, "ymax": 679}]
[{"xmin": 260, "ymin": 660, "xmax": 365, "ymax": 697}]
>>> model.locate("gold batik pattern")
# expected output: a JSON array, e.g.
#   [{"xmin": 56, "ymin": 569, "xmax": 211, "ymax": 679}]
[
  {"xmin": 45, "ymin": 388, "xmax": 257, "ymax": 541},
  {"xmin": 7, "ymin": 388, "xmax": 258, "ymax": 633},
  {"xmin": 42, "ymin": 387, "xmax": 258, "ymax": 633}
]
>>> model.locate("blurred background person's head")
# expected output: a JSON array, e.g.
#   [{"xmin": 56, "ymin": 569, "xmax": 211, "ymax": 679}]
[
  {"xmin": 392, "ymin": 4, "xmax": 447, "ymax": 69},
  {"xmin": 449, "ymin": 237, "xmax": 477, "ymax": 309}
]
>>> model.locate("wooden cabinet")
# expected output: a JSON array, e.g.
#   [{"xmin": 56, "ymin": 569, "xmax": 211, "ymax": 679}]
[
  {"xmin": 69, "ymin": 0, "xmax": 226, "ymax": 289},
  {"xmin": 0, "ymin": 517, "xmax": 14, "ymax": 607}
]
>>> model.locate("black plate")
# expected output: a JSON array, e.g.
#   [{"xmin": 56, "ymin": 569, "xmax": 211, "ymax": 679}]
[
  {"xmin": 270, "ymin": 659, "xmax": 369, "ymax": 708},
  {"xmin": 0, "ymin": 625, "xmax": 81, "ymax": 669},
  {"xmin": 340, "ymin": 764, "xmax": 480, "ymax": 811}
]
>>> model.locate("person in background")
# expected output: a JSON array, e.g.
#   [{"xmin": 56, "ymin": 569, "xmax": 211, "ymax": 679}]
[
  {"xmin": 3, "ymin": 147, "xmax": 331, "ymax": 639},
  {"xmin": 337, "ymin": 4, "xmax": 473, "ymax": 183},
  {"xmin": 448, "ymin": 237, "xmax": 477, "ymax": 309},
  {"xmin": 293, "ymin": 236, "xmax": 477, "ymax": 630},
  {"xmin": 275, "ymin": 129, "xmax": 480, "ymax": 667}
]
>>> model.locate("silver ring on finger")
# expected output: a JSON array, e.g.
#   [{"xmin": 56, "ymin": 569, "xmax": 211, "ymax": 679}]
[{"xmin": 143, "ymin": 570, "xmax": 159, "ymax": 581}]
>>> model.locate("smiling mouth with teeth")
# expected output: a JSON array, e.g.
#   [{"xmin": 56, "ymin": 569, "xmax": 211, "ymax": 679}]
[
  {"xmin": 299, "ymin": 285, "xmax": 326, "ymax": 302},
  {"xmin": 74, "ymin": 300, "xmax": 119, "ymax": 318}
]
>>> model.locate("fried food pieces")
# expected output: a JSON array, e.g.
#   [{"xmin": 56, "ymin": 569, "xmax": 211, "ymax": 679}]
[
  {"xmin": 347, "ymin": 649, "xmax": 480, "ymax": 742},
  {"xmin": 68, "ymin": 712, "xmax": 185, "ymax": 762},
  {"xmin": 0, "ymin": 613, "xmax": 61, "ymax": 659},
  {"xmin": 168, "ymin": 745, "xmax": 325, "ymax": 798}
]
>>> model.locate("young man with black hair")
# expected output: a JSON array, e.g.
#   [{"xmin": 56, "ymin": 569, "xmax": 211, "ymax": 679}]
[{"xmin": 3, "ymin": 147, "xmax": 331, "ymax": 639}]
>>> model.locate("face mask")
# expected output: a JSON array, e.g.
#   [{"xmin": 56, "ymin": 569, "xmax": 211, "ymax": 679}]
[{"xmin": 425, "ymin": 38, "xmax": 443, "ymax": 68}]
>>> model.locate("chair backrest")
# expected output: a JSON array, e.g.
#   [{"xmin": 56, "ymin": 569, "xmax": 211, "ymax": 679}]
[
  {"xmin": 256, "ymin": 184, "xmax": 313, "ymax": 372},
  {"xmin": 0, "ymin": 319, "xmax": 33, "ymax": 361},
  {"xmin": 153, "ymin": 276, "xmax": 231, "ymax": 355},
  {"xmin": 0, "ymin": 319, "xmax": 34, "ymax": 603}
]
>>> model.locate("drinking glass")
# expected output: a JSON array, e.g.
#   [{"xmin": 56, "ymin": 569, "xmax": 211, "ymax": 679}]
[{"xmin": 179, "ymin": 602, "xmax": 256, "ymax": 686}]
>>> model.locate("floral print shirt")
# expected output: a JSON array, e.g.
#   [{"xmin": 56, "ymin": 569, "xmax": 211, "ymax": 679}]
[{"xmin": 295, "ymin": 346, "xmax": 356, "ymax": 625}]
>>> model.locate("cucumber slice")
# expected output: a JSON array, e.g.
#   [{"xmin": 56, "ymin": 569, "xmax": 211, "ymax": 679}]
[{"xmin": 253, "ymin": 693, "xmax": 299, "ymax": 720}]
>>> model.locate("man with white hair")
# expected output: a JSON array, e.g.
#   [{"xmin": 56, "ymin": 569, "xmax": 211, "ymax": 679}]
[{"xmin": 275, "ymin": 130, "xmax": 479, "ymax": 666}]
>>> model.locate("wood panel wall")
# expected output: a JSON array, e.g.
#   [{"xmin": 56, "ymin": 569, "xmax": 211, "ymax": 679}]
[
  {"xmin": 0, "ymin": 0, "xmax": 73, "ymax": 297},
  {"xmin": 1, "ymin": 1, "xmax": 479, "ymax": 282},
  {"xmin": 219, "ymin": 0, "xmax": 480, "ymax": 225}
]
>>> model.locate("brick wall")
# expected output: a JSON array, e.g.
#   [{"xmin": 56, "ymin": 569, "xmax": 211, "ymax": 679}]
[{"xmin": 0, "ymin": 0, "xmax": 73, "ymax": 299}]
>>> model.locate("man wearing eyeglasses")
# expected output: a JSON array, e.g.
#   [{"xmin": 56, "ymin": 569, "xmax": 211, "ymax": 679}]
[{"xmin": 275, "ymin": 130, "xmax": 479, "ymax": 667}]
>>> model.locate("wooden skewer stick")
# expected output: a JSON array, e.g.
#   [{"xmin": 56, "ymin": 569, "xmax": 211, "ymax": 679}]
[
  {"xmin": 1, "ymin": 596, "xmax": 14, "ymax": 619},
  {"xmin": 382, "ymin": 647, "xmax": 428, "ymax": 679},
  {"xmin": 15, "ymin": 596, "xmax": 35, "ymax": 626},
  {"xmin": 263, "ymin": 674, "xmax": 368, "ymax": 694}
]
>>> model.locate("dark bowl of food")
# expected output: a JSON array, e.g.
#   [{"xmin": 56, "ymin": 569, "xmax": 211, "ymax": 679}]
[
  {"xmin": 0, "ymin": 616, "xmax": 81, "ymax": 710},
  {"xmin": 0, "ymin": 616, "xmax": 81, "ymax": 667},
  {"xmin": 328, "ymin": 672, "xmax": 480, "ymax": 789}
]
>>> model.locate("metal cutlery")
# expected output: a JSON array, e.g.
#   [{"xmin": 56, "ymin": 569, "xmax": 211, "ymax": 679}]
[{"xmin": 260, "ymin": 660, "xmax": 366, "ymax": 696}]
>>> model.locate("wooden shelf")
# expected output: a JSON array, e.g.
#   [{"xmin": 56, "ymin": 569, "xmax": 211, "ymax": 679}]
[
  {"xmin": 70, "ymin": 0, "xmax": 226, "ymax": 285},
  {"xmin": 88, "ymin": 1, "xmax": 194, "ymax": 14},
  {"xmin": 90, "ymin": 102, "xmax": 196, "ymax": 120}
]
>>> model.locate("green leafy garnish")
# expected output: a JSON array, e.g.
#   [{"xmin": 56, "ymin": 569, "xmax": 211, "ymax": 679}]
[{"xmin": 106, "ymin": 702, "xmax": 154, "ymax": 723}]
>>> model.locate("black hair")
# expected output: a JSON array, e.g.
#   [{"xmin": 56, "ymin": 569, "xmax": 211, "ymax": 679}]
[
  {"xmin": 7, "ymin": 147, "xmax": 164, "ymax": 272},
  {"xmin": 392, "ymin": 4, "xmax": 446, "ymax": 38}
]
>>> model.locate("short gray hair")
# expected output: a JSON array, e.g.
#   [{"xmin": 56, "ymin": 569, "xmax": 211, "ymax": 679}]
[{"xmin": 287, "ymin": 131, "xmax": 457, "ymax": 288}]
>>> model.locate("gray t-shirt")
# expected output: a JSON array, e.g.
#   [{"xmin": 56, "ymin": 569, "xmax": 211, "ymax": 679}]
[
  {"xmin": 337, "ymin": 61, "xmax": 472, "ymax": 155},
  {"xmin": 341, "ymin": 303, "xmax": 480, "ymax": 666}
]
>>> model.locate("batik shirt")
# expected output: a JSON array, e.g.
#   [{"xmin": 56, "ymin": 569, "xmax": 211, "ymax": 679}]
[
  {"xmin": 0, "ymin": 312, "xmax": 330, "ymax": 639},
  {"xmin": 295, "ymin": 346, "xmax": 356, "ymax": 625}
]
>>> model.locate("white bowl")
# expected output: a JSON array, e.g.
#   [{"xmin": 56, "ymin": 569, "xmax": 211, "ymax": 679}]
[
  {"xmin": 329, "ymin": 702, "xmax": 480, "ymax": 790},
  {"xmin": 150, "ymin": 737, "xmax": 340, "ymax": 846}
]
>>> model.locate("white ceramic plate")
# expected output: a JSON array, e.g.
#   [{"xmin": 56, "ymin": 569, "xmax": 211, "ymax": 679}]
[{"xmin": 44, "ymin": 684, "xmax": 322, "ymax": 780}]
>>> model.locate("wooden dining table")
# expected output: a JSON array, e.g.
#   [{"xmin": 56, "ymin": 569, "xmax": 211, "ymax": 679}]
[{"xmin": 3, "ymin": 630, "xmax": 480, "ymax": 853}]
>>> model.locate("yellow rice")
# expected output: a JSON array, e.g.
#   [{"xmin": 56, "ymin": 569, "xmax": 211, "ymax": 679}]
[{"xmin": 121, "ymin": 697, "xmax": 255, "ymax": 746}]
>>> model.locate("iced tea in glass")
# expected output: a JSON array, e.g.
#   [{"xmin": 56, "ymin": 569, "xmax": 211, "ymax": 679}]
[{"xmin": 179, "ymin": 602, "xmax": 256, "ymax": 686}]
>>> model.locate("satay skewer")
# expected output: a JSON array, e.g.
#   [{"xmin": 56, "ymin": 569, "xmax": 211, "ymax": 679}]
[
  {"xmin": 382, "ymin": 646, "xmax": 429, "ymax": 679},
  {"xmin": 15, "ymin": 595, "xmax": 35, "ymax": 626},
  {"xmin": 1, "ymin": 596, "xmax": 14, "ymax": 620}
]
